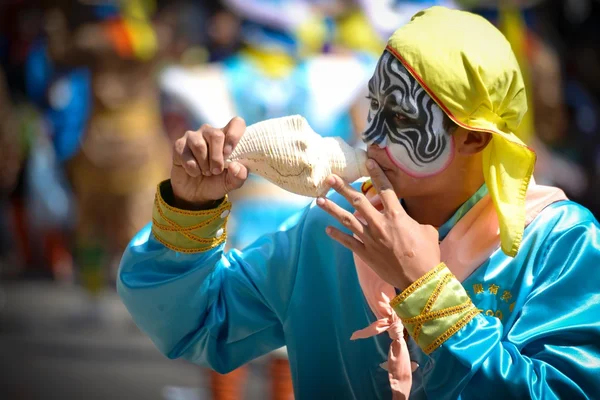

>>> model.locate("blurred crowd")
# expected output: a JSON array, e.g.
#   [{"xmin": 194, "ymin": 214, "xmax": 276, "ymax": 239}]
[{"xmin": 1, "ymin": 0, "xmax": 599, "ymax": 399}]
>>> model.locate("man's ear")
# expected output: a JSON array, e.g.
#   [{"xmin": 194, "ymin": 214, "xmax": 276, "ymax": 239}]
[{"xmin": 454, "ymin": 127, "xmax": 492, "ymax": 154}]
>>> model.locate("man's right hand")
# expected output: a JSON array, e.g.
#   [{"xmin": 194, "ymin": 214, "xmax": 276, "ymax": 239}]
[{"xmin": 171, "ymin": 117, "xmax": 249, "ymax": 209}]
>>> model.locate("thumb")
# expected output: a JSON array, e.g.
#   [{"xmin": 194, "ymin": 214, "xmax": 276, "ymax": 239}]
[{"xmin": 224, "ymin": 161, "xmax": 249, "ymax": 192}]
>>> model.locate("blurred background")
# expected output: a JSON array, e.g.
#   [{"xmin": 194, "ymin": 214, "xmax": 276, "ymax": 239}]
[{"xmin": 0, "ymin": 0, "xmax": 598, "ymax": 399}]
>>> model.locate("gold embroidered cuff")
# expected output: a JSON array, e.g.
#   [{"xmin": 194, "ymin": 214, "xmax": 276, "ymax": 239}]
[
  {"xmin": 390, "ymin": 263, "xmax": 480, "ymax": 354},
  {"xmin": 151, "ymin": 180, "xmax": 232, "ymax": 253}
]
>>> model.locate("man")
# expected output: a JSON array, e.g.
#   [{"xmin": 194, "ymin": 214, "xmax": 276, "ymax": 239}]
[{"xmin": 118, "ymin": 7, "xmax": 600, "ymax": 399}]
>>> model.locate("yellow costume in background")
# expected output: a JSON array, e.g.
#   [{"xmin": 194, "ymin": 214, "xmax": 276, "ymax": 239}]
[
  {"xmin": 69, "ymin": 92, "xmax": 169, "ymax": 292},
  {"xmin": 67, "ymin": 0, "xmax": 169, "ymax": 292}
]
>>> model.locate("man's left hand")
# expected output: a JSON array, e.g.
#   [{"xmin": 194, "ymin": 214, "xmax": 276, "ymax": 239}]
[{"xmin": 316, "ymin": 159, "xmax": 441, "ymax": 290}]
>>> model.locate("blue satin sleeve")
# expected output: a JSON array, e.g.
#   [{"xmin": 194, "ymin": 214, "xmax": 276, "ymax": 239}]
[
  {"xmin": 418, "ymin": 219, "xmax": 600, "ymax": 399},
  {"xmin": 116, "ymin": 205, "xmax": 311, "ymax": 373}
]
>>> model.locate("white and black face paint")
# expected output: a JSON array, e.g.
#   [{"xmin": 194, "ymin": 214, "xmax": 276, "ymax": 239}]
[{"xmin": 362, "ymin": 51, "xmax": 455, "ymax": 177}]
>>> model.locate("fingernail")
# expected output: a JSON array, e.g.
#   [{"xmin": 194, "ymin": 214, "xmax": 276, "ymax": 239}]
[
  {"xmin": 212, "ymin": 168, "xmax": 221, "ymax": 175},
  {"xmin": 230, "ymin": 163, "xmax": 240, "ymax": 177},
  {"xmin": 223, "ymin": 144, "xmax": 233, "ymax": 155},
  {"xmin": 317, "ymin": 197, "xmax": 325, "ymax": 206},
  {"xmin": 325, "ymin": 227, "xmax": 332, "ymax": 235},
  {"xmin": 367, "ymin": 159, "xmax": 376, "ymax": 169},
  {"xmin": 203, "ymin": 171, "xmax": 211, "ymax": 176},
  {"xmin": 327, "ymin": 176, "xmax": 336, "ymax": 185}
]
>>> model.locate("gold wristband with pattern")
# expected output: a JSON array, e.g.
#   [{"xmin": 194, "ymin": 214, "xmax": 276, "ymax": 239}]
[
  {"xmin": 390, "ymin": 263, "xmax": 480, "ymax": 354},
  {"xmin": 151, "ymin": 180, "xmax": 231, "ymax": 253}
]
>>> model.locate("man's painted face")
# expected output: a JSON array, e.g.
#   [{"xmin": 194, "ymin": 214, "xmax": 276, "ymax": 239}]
[{"xmin": 362, "ymin": 51, "xmax": 455, "ymax": 177}]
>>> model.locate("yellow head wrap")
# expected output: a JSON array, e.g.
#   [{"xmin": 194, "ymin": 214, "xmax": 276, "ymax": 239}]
[{"xmin": 387, "ymin": 6, "xmax": 536, "ymax": 257}]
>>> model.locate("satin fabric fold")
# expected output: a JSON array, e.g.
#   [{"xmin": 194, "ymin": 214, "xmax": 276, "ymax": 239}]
[{"xmin": 351, "ymin": 181, "xmax": 567, "ymax": 398}]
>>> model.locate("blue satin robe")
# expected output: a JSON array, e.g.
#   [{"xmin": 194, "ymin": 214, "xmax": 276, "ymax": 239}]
[{"xmin": 117, "ymin": 183, "xmax": 600, "ymax": 399}]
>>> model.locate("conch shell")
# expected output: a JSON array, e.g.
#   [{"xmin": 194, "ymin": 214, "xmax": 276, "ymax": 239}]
[{"xmin": 227, "ymin": 115, "xmax": 369, "ymax": 197}]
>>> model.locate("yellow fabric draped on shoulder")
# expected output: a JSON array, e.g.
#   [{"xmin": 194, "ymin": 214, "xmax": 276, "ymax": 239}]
[{"xmin": 386, "ymin": 6, "xmax": 536, "ymax": 257}]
